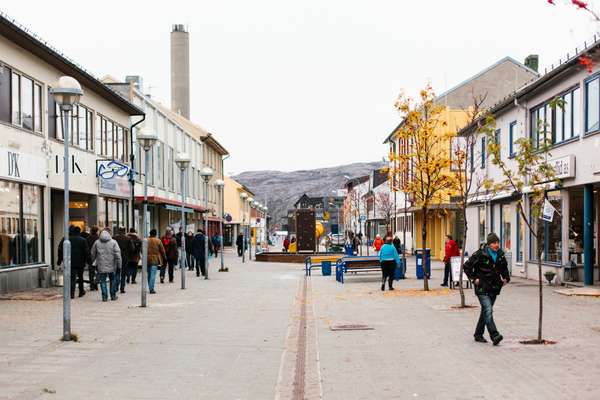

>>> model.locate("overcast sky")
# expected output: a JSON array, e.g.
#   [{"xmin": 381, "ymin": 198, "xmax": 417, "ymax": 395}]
[{"xmin": 2, "ymin": 1, "xmax": 597, "ymax": 173}]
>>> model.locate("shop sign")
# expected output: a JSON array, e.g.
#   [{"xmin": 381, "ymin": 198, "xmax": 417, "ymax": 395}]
[
  {"xmin": 550, "ymin": 155, "xmax": 575, "ymax": 179},
  {"xmin": 97, "ymin": 160, "xmax": 130, "ymax": 198},
  {"xmin": 54, "ymin": 154, "xmax": 84, "ymax": 175},
  {"xmin": 0, "ymin": 147, "xmax": 46, "ymax": 185}
]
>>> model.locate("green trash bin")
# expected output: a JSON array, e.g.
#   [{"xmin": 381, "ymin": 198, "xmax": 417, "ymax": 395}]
[{"xmin": 321, "ymin": 261, "xmax": 332, "ymax": 276}]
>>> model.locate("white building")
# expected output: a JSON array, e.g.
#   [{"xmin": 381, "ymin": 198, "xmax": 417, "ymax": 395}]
[
  {"xmin": 0, "ymin": 14, "xmax": 143, "ymax": 293},
  {"xmin": 462, "ymin": 41, "xmax": 600, "ymax": 285}
]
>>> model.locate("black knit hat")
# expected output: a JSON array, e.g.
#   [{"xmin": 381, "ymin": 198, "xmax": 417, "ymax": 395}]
[{"xmin": 486, "ymin": 232, "xmax": 500, "ymax": 245}]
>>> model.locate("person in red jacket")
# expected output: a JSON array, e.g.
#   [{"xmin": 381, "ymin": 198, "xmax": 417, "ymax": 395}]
[
  {"xmin": 442, "ymin": 234, "xmax": 460, "ymax": 287},
  {"xmin": 373, "ymin": 234, "xmax": 384, "ymax": 254}
]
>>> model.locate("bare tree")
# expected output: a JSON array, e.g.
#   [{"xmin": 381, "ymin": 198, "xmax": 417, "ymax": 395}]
[
  {"xmin": 375, "ymin": 191, "xmax": 395, "ymax": 233},
  {"xmin": 451, "ymin": 93, "xmax": 491, "ymax": 307}
]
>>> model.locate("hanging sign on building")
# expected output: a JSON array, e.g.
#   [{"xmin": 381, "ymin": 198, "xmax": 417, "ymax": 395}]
[
  {"xmin": 541, "ymin": 199, "xmax": 557, "ymax": 222},
  {"xmin": 97, "ymin": 160, "xmax": 131, "ymax": 198},
  {"xmin": 550, "ymin": 155, "xmax": 575, "ymax": 180},
  {"xmin": 0, "ymin": 147, "xmax": 46, "ymax": 185}
]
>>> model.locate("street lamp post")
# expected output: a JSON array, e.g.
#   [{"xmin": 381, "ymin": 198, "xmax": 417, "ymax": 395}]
[
  {"xmin": 263, "ymin": 206, "xmax": 269, "ymax": 252},
  {"xmin": 214, "ymin": 179, "xmax": 226, "ymax": 271},
  {"xmin": 51, "ymin": 76, "xmax": 83, "ymax": 342},
  {"xmin": 240, "ymin": 192, "xmax": 248, "ymax": 263},
  {"xmin": 200, "ymin": 167, "xmax": 214, "ymax": 279},
  {"xmin": 136, "ymin": 128, "xmax": 158, "ymax": 307},
  {"xmin": 175, "ymin": 153, "xmax": 191, "ymax": 289},
  {"xmin": 247, "ymin": 197, "xmax": 254, "ymax": 260},
  {"xmin": 253, "ymin": 201, "xmax": 260, "ymax": 255}
]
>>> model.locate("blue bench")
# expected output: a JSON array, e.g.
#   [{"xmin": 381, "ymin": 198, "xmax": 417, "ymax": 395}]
[
  {"xmin": 305, "ymin": 255, "xmax": 344, "ymax": 276},
  {"xmin": 335, "ymin": 256, "xmax": 382, "ymax": 283}
]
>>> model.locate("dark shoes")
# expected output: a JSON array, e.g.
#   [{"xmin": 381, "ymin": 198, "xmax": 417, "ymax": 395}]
[
  {"xmin": 389, "ymin": 287, "xmax": 394, "ymax": 291},
  {"xmin": 102, "ymin": 297, "xmax": 108, "ymax": 302},
  {"xmin": 110, "ymin": 295, "xmax": 118, "ymax": 301},
  {"xmin": 474, "ymin": 336, "xmax": 488, "ymax": 343},
  {"xmin": 441, "ymin": 283, "xmax": 448, "ymax": 287},
  {"xmin": 160, "ymin": 278, "xmax": 165, "ymax": 284},
  {"xmin": 381, "ymin": 283, "xmax": 385, "ymax": 291},
  {"xmin": 492, "ymin": 334, "xmax": 504, "ymax": 346},
  {"xmin": 78, "ymin": 291, "xmax": 86, "ymax": 298},
  {"xmin": 149, "ymin": 289, "xmax": 156, "ymax": 294},
  {"xmin": 131, "ymin": 280, "xmax": 137, "ymax": 284},
  {"xmin": 120, "ymin": 289, "xmax": 125, "ymax": 294}
]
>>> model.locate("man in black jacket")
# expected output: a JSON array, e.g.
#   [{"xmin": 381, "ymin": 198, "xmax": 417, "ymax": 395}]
[
  {"xmin": 463, "ymin": 233, "xmax": 510, "ymax": 346},
  {"xmin": 58, "ymin": 226, "xmax": 91, "ymax": 299},
  {"xmin": 191, "ymin": 229, "xmax": 206, "ymax": 277},
  {"xmin": 86, "ymin": 226, "xmax": 100, "ymax": 291},
  {"xmin": 113, "ymin": 227, "xmax": 134, "ymax": 294}
]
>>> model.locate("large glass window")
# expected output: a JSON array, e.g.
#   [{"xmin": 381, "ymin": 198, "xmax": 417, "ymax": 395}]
[
  {"xmin": 478, "ymin": 206, "xmax": 486, "ymax": 245},
  {"xmin": 0, "ymin": 180, "xmax": 43, "ymax": 268},
  {"xmin": 0, "ymin": 65, "xmax": 10, "ymax": 123},
  {"xmin": 516, "ymin": 209, "xmax": 524, "ymax": 262},
  {"xmin": 531, "ymin": 190, "xmax": 562, "ymax": 263},
  {"xmin": 501, "ymin": 204, "xmax": 511, "ymax": 251},
  {"xmin": 531, "ymin": 86, "xmax": 581, "ymax": 147},
  {"xmin": 480, "ymin": 137, "xmax": 486, "ymax": 169},
  {"xmin": 586, "ymin": 77, "xmax": 599, "ymax": 133},
  {"xmin": 10, "ymin": 71, "xmax": 41, "ymax": 133},
  {"xmin": 509, "ymin": 121, "xmax": 517, "ymax": 157}
]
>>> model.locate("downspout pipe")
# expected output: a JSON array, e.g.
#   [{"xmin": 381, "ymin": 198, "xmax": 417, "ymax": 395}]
[{"xmin": 130, "ymin": 114, "xmax": 146, "ymax": 228}]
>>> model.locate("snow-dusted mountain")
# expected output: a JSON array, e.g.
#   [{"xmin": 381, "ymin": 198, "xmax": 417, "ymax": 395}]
[{"xmin": 233, "ymin": 161, "xmax": 384, "ymax": 230}]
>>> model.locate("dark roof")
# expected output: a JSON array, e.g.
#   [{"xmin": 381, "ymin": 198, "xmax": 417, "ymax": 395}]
[
  {"xmin": 459, "ymin": 38, "xmax": 600, "ymax": 136},
  {"xmin": 0, "ymin": 13, "xmax": 143, "ymax": 116}
]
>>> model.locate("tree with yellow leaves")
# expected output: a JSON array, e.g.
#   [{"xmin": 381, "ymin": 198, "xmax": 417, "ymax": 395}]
[{"xmin": 394, "ymin": 85, "xmax": 455, "ymax": 291}]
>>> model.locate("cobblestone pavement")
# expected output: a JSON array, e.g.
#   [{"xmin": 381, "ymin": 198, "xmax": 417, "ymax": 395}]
[{"xmin": 1, "ymin": 252, "xmax": 599, "ymax": 400}]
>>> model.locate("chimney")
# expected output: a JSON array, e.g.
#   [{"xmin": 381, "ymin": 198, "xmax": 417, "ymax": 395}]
[
  {"xmin": 170, "ymin": 24, "xmax": 190, "ymax": 118},
  {"xmin": 125, "ymin": 75, "xmax": 143, "ymax": 91},
  {"xmin": 524, "ymin": 54, "xmax": 539, "ymax": 73}
]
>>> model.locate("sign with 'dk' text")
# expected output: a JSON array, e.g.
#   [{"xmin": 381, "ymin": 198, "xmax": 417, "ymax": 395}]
[{"xmin": 0, "ymin": 147, "xmax": 46, "ymax": 185}]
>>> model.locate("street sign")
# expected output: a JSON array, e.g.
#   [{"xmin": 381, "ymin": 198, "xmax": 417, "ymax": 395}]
[{"xmin": 359, "ymin": 215, "xmax": 367, "ymax": 222}]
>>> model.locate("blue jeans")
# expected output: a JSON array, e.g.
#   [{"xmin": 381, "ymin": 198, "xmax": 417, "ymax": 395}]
[
  {"xmin": 98, "ymin": 272, "xmax": 117, "ymax": 300},
  {"xmin": 147, "ymin": 265, "xmax": 158, "ymax": 291},
  {"xmin": 475, "ymin": 294, "xmax": 499, "ymax": 338}
]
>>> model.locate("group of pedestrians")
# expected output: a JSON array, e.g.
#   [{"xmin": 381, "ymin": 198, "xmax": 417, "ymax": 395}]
[{"xmin": 58, "ymin": 225, "xmax": 215, "ymax": 301}]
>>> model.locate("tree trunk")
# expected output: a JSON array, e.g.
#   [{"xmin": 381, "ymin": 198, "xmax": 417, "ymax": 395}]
[
  {"xmin": 537, "ymin": 248, "xmax": 543, "ymax": 342},
  {"xmin": 458, "ymin": 209, "xmax": 467, "ymax": 307},
  {"xmin": 422, "ymin": 207, "xmax": 429, "ymax": 291}
]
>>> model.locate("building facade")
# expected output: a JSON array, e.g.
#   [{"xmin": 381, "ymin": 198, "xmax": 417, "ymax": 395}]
[
  {"xmin": 106, "ymin": 78, "xmax": 228, "ymax": 239},
  {"xmin": 385, "ymin": 57, "xmax": 539, "ymax": 260},
  {"xmin": 462, "ymin": 43, "xmax": 600, "ymax": 285},
  {"xmin": 223, "ymin": 176, "xmax": 253, "ymax": 246},
  {"xmin": 0, "ymin": 15, "xmax": 143, "ymax": 293}
]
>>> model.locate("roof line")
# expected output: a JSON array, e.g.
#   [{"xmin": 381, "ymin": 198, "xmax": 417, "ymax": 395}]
[{"xmin": 0, "ymin": 12, "xmax": 143, "ymax": 116}]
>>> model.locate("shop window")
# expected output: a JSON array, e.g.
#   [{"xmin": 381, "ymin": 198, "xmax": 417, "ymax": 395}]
[
  {"xmin": 478, "ymin": 206, "xmax": 485, "ymax": 245},
  {"xmin": 516, "ymin": 210, "xmax": 524, "ymax": 262},
  {"xmin": 501, "ymin": 204, "xmax": 511, "ymax": 250},
  {"xmin": 0, "ymin": 180, "xmax": 43, "ymax": 268},
  {"xmin": 530, "ymin": 190, "xmax": 562, "ymax": 263}
]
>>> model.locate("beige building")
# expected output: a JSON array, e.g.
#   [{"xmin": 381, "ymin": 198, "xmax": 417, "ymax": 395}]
[
  {"xmin": 0, "ymin": 14, "xmax": 143, "ymax": 293},
  {"xmin": 223, "ymin": 176, "xmax": 253, "ymax": 246}
]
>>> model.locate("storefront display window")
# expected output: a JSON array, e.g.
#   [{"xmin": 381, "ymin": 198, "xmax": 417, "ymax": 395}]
[
  {"xmin": 531, "ymin": 191, "xmax": 562, "ymax": 263},
  {"xmin": 569, "ymin": 189, "xmax": 597, "ymax": 265},
  {"xmin": 0, "ymin": 180, "xmax": 43, "ymax": 268},
  {"xmin": 97, "ymin": 197, "xmax": 129, "ymax": 231},
  {"xmin": 501, "ymin": 205, "xmax": 511, "ymax": 250}
]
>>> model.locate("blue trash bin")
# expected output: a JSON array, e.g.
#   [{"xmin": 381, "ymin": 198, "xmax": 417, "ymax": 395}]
[
  {"xmin": 394, "ymin": 259, "xmax": 405, "ymax": 280},
  {"xmin": 321, "ymin": 261, "xmax": 332, "ymax": 276},
  {"xmin": 415, "ymin": 248, "xmax": 431, "ymax": 279},
  {"xmin": 344, "ymin": 244, "xmax": 353, "ymax": 256}
]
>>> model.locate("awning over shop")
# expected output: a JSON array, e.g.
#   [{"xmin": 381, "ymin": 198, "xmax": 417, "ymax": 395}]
[
  {"xmin": 164, "ymin": 204, "xmax": 196, "ymax": 213},
  {"xmin": 134, "ymin": 195, "xmax": 207, "ymax": 212}
]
